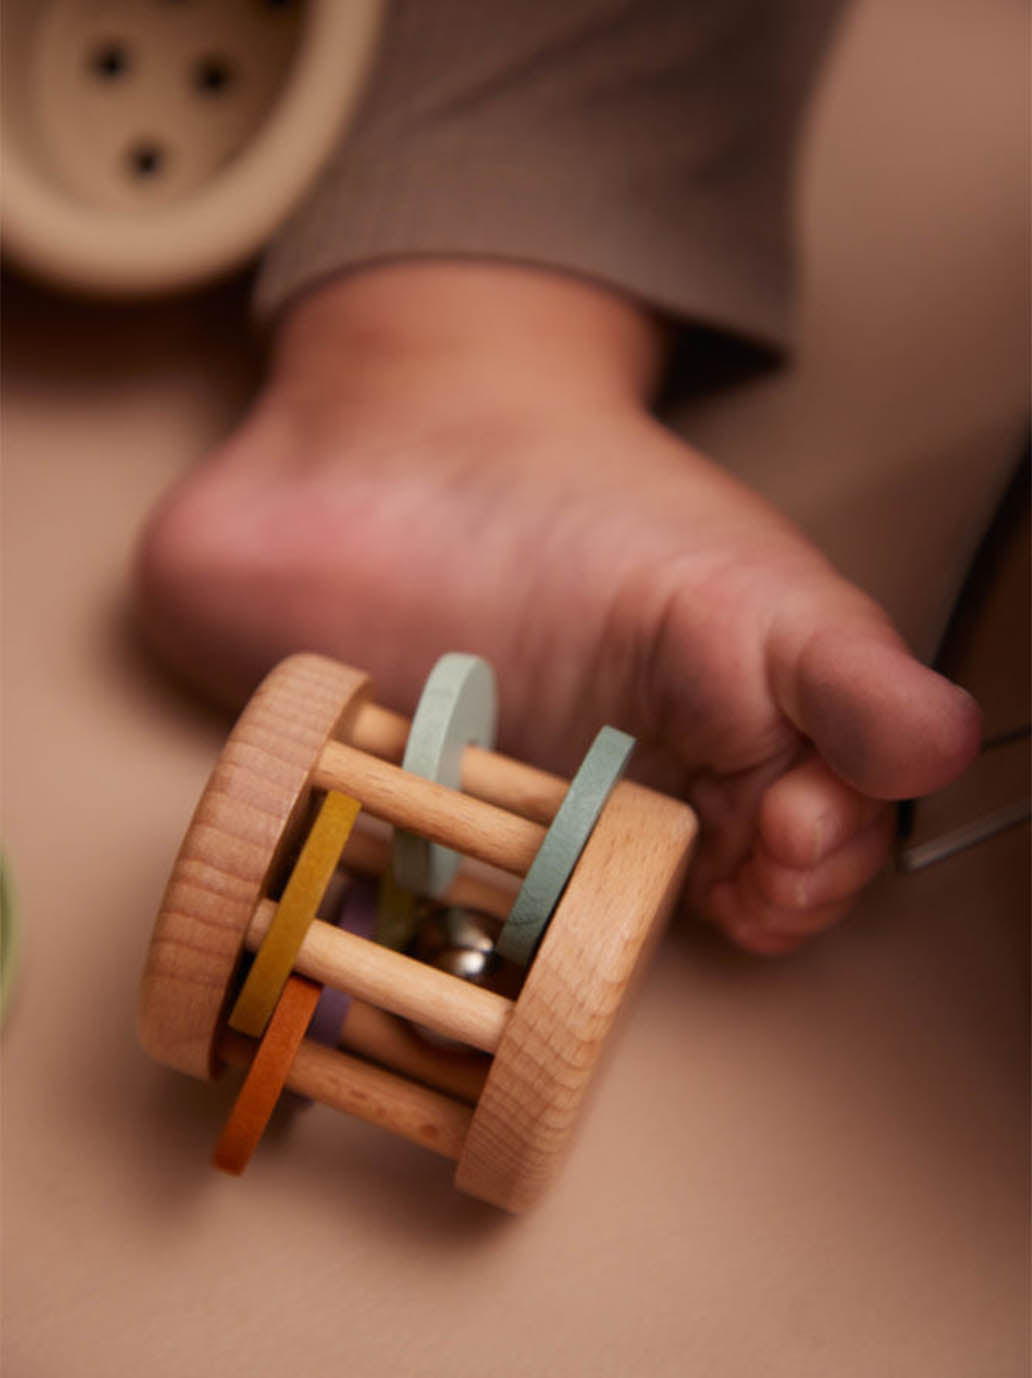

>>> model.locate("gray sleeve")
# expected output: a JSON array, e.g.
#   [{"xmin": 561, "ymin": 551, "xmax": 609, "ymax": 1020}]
[{"xmin": 255, "ymin": 0, "xmax": 843, "ymax": 378}]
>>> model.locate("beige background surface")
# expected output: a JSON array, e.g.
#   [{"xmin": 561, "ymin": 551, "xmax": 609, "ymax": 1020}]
[{"xmin": 2, "ymin": 2, "xmax": 1028, "ymax": 1375}]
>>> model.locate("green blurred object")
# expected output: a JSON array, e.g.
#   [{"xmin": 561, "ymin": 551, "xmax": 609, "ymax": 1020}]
[{"xmin": 1, "ymin": 854, "xmax": 16, "ymax": 1022}]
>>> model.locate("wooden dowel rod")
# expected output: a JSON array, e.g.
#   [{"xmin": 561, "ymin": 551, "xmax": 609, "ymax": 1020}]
[
  {"xmin": 340, "ymin": 1001, "xmax": 489, "ymax": 1105},
  {"xmin": 346, "ymin": 703, "xmax": 410, "ymax": 760},
  {"xmin": 460, "ymin": 745, "xmax": 567, "ymax": 827},
  {"xmin": 314, "ymin": 740, "xmax": 545, "ymax": 877},
  {"xmin": 219, "ymin": 1032, "xmax": 472, "ymax": 1161},
  {"xmin": 339, "ymin": 818, "xmax": 518, "ymax": 920},
  {"xmin": 246, "ymin": 901, "xmax": 511, "ymax": 1053},
  {"xmin": 348, "ymin": 702, "xmax": 569, "ymax": 826},
  {"xmin": 439, "ymin": 866, "xmax": 518, "ymax": 921}
]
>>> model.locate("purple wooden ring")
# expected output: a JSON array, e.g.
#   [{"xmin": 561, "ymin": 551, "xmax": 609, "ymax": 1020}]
[{"xmin": 307, "ymin": 876, "xmax": 377, "ymax": 1047}]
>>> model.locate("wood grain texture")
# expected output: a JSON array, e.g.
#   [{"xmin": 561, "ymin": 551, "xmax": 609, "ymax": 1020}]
[
  {"xmin": 245, "ymin": 901, "xmax": 512, "ymax": 1053},
  {"xmin": 348, "ymin": 702, "xmax": 568, "ymax": 826},
  {"xmin": 219, "ymin": 1031, "xmax": 473, "ymax": 1160},
  {"xmin": 314, "ymin": 741, "xmax": 545, "ymax": 875},
  {"xmin": 338, "ymin": 818, "xmax": 519, "ymax": 920},
  {"xmin": 138, "ymin": 654, "xmax": 372, "ymax": 1079},
  {"xmin": 212, "ymin": 975, "xmax": 321, "ymax": 1176},
  {"xmin": 455, "ymin": 780, "xmax": 697, "ymax": 1212},
  {"xmin": 139, "ymin": 651, "xmax": 698, "ymax": 1209},
  {"xmin": 340, "ymin": 1001, "xmax": 489, "ymax": 1105}
]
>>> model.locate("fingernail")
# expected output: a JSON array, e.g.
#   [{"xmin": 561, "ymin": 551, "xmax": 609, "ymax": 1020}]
[{"xmin": 810, "ymin": 811, "xmax": 838, "ymax": 866}]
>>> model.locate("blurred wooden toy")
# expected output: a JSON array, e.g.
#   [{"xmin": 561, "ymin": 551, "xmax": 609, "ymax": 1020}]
[
  {"xmin": 2, "ymin": 0, "xmax": 382, "ymax": 294},
  {"xmin": 138, "ymin": 653, "xmax": 696, "ymax": 1212}
]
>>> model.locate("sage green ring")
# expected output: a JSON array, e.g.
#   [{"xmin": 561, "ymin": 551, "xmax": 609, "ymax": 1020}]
[
  {"xmin": 394, "ymin": 653, "xmax": 498, "ymax": 898},
  {"xmin": 496, "ymin": 726, "xmax": 637, "ymax": 967}
]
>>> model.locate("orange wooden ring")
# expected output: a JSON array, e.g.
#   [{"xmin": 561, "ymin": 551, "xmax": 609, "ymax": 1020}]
[{"xmin": 213, "ymin": 975, "xmax": 321, "ymax": 1176}]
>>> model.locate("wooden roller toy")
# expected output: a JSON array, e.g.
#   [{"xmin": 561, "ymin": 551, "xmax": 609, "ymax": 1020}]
[{"xmin": 138, "ymin": 652, "xmax": 697, "ymax": 1212}]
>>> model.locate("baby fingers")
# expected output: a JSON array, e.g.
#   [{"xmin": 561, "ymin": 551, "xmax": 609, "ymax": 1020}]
[
  {"xmin": 757, "ymin": 753, "xmax": 885, "ymax": 869},
  {"xmin": 707, "ymin": 809, "xmax": 894, "ymax": 954},
  {"xmin": 748, "ymin": 808, "xmax": 894, "ymax": 911}
]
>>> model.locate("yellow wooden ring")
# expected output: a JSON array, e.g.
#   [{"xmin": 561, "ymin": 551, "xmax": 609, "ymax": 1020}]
[
  {"xmin": 229, "ymin": 790, "xmax": 361, "ymax": 1038},
  {"xmin": 375, "ymin": 864, "xmax": 419, "ymax": 951},
  {"xmin": 213, "ymin": 976, "xmax": 322, "ymax": 1175}
]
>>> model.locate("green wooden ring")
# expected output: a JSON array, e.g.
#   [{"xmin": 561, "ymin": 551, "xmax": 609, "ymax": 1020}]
[
  {"xmin": 496, "ymin": 726, "xmax": 636, "ymax": 967},
  {"xmin": 394, "ymin": 654, "xmax": 497, "ymax": 898}
]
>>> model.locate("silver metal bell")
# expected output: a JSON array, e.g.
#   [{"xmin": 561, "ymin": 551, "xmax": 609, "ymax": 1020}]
[
  {"xmin": 407, "ymin": 906, "xmax": 501, "ymax": 1047},
  {"xmin": 410, "ymin": 906, "xmax": 497, "ymax": 987}
]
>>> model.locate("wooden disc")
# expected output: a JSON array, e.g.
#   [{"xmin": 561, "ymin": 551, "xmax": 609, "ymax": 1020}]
[
  {"xmin": 137, "ymin": 654, "xmax": 372, "ymax": 1079},
  {"xmin": 454, "ymin": 780, "xmax": 697, "ymax": 1213}
]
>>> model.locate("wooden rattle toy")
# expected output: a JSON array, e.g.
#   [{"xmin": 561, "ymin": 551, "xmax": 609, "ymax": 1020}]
[{"xmin": 138, "ymin": 653, "xmax": 696, "ymax": 1212}]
